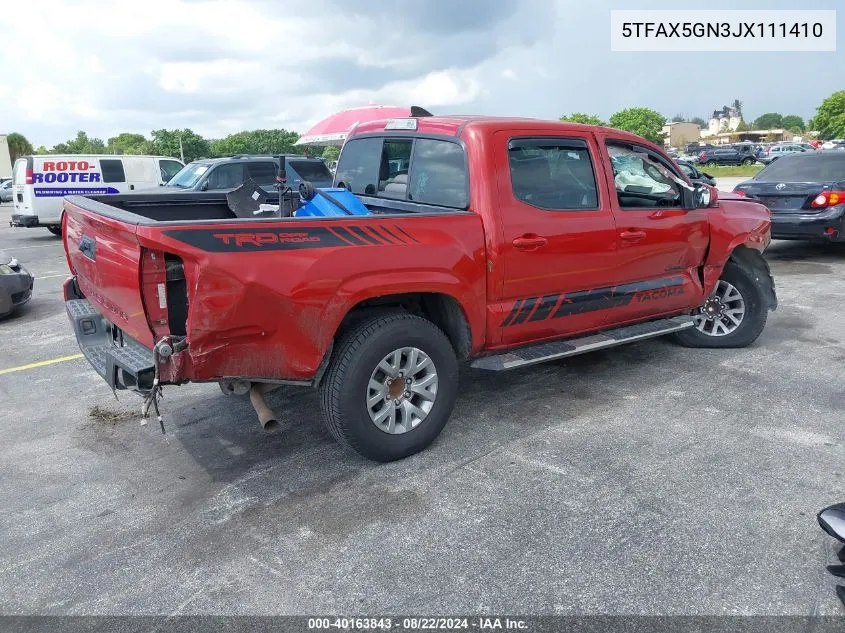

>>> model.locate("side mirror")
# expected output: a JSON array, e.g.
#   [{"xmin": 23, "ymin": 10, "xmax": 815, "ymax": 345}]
[
  {"xmin": 200, "ymin": 181, "xmax": 209, "ymax": 191},
  {"xmin": 694, "ymin": 183, "xmax": 717, "ymax": 208}
]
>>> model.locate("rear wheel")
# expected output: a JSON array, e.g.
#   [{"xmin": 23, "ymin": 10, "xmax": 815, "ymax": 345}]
[
  {"xmin": 319, "ymin": 313, "xmax": 458, "ymax": 462},
  {"xmin": 47, "ymin": 225, "xmax": 62, "ymax": 237},
  {"xmin": 741, "ymin": 157, "xmax": 754, "ymax": 166},
  {"xmin": 673, "ymin": 260, "xmax": 769, "ymax": 348}
]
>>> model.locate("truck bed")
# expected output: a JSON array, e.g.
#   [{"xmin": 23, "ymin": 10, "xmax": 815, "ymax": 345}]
[{"xmin": 74, "ymin": 191, "xmax": 459, "ymax": 225}]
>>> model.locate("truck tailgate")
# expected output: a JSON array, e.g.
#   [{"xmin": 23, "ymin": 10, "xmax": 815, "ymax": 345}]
[{"xmin": 64, "ymin": 200, "xmax": 154, "ymax": 348}]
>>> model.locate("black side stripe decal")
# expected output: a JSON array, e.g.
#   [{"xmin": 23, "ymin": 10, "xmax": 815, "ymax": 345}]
[
  {"xmin": 510, "ymin": 297, "xmax": 538, "ymax": 325},
  {"xmin": 502, "ymin": 276, "xmax": 686, "ymax": 327},
  {"xmin": 501, "ymin": 299, "xmax": 525, "ymax": 326},
  {"xmin": 348, "ymin": 226, "xmax": 381, "ymax": 245},
  {"xmin": 161, "ymin": 225, "xmax": 418, "ymax": 252},
  {"xmin": 394, "ymin": 225, "xmax": 420, "ymax": 243},
  {"xmin": 380, "ymin": 225, "xmax": 406, "ymax": 244},
  {"xmin": 528, "ymin": 294, "xmax": 562, "ymax": 322}
]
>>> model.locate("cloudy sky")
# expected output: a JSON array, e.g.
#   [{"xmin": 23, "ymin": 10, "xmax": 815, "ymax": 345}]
[{"xmin": 1, "ymin": 0, "xmax": 841, "ymax": 146}]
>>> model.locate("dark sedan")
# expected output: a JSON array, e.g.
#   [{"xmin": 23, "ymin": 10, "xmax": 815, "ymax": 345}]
[
  {"xmin": 0, "ymin": 251, "xmax": 34, "ymax": 318},
  {"xmin": 733, "ymin": 151, "xmax": 845, "ymax": 242},
  {"xmin": 676, "ymin": 160, "xmax": 716, "ymax": 186}
]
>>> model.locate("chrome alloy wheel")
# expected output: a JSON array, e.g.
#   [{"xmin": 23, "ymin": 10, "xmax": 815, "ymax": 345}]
[
  {"xmin": 694, "ymin": 280, "xmax": 746, "ymax": 336},
  {"xmin": 367, "ymin": 347, "xmax": 438, "ymax": 434}
]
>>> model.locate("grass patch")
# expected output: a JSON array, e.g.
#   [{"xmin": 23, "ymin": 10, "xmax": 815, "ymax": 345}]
[
  {"xmin": 89, "ymin": 405, "xmax": 136, "ymax": 425},
  {"xmin": 698, "ymin": 164, "xmax": 764, "ymax": 178}
]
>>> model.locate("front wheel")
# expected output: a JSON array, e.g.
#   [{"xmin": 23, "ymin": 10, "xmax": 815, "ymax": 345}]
[
  {"xmin": 319, "ymin": 313, "xmax": 458, "ymax": 462},
  {"xmin": 673, "ymin": 260, "xmax": 770, "ymax": 348}
]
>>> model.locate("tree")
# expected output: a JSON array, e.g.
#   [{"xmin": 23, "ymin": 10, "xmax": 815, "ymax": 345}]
[
  {"xmin": 752, "ymin": 113, "xmax": 783, "ymax": 130},
  {"xmin": 208, "ymin": 129, "xmax": 300, "ymax": 157},
  {"xmin": 559, "ymin": 113, "xmax": 605, "ymax": 126},
  {"xmin": 148, "ymin": 129, "xmax": 209, "ymax": 162},
  {"xmin": 780, "ymin": 115, "xmax": 805, "ymax": 133},
  {"xmin": 35, "ymin": 145, "xmax": 49, "ymax": 155},
  {"xmin": 608, "ymin": 108, "xmax": 666, "ymax": 144},
  {"xmin": 321, "ymin": 145, "xmax": 340, "ymax": 161},
  {"xmin": 6, "ymin": 133, "xmax": 34, "ymax": 161},
  {"xmin": 52, "ymin": 131, "xmax": 107, "ymax": 154},
  {"xmin": 671, "ymin": 114, "xmax": 686, "ymax": 123},
  {"xmin": 107, "ymin": 133, "xmax": 148, "ymax": 155},
  {"xmin": 689, "ymin": 117, "xmax": 707, "ymax": 128},
  {"xmin": 735, "ymin": 120, "xmax": 750, "ymax": 132},
  {"xmin": 812, "ymin": 91, "xmax": 845, "ymax": 140}
]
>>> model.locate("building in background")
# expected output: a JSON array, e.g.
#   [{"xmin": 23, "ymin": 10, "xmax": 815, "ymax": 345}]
[
  {"xmin": 704, "ymin": 107, "xmax": 742, "ymax": 137},
  {"xmin": 0, "ymin": 135, "xmax": 12, "ymax": 180},
  {"xmin": 662, "ymin": 122, "xmax": 701, "ymax": 149}
]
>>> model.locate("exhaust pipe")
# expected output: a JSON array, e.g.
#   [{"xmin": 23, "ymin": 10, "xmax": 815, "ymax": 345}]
[{"xmin": 249, "ymin": 382, "xmax": 281, "ymax": 431}]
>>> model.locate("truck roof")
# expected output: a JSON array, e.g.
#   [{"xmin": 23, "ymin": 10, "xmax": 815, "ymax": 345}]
[{"xmin": 350, "ymin": 115, "xmax": 660, "ymax": 149}]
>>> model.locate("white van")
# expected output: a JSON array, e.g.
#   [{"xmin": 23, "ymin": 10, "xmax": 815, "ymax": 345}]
[{"xmin": 10, "ymin": 154, "xmax": 185, "ymax": 235}]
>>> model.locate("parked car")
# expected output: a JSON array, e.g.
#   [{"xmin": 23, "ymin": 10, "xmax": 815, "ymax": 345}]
[
  {"xmin": 0, "ymin": 252, "xmax": 34, "ymax": 318},
  {"xmin": 61, "ymin": 116, "xmax": 776, "ymax": 462},
  {"xmin": 821, "ymin": 139, "xmax": 845, "ymax": 150},
  {"xmin": 163, "ymin": 154, "xmax": 334, "ymax": 193},
  {"xmin": 698, "ymin": 146, "xmax": 757, "ymax": 166},
  {"xmin": 0, "ymin": 179, "xmax": 13, "ymax": 203},
  {"xmin": 675, "ymin": 160, "xmax": 716, "ymax": 186},
  {"xmin": 733, "ymin": 151, "xmax": 845, "ymax": 242},
  {"xmin": 758, "ymin": 143, "xmax": 813, "ymax": 164},
  {"xmin": 9, "ymin": 154, "xmax": 184, "ymax": 236}
]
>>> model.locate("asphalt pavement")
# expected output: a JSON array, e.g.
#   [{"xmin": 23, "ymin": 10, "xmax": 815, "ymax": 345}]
[{"xmin": 0, "ymin": 199, "xmax": 843, "ymax": 616}]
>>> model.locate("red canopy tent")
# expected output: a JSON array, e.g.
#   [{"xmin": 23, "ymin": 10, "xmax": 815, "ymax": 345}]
[{"xmin": 295, "ymin": 105, "xmax": 419, "ymax": 147}]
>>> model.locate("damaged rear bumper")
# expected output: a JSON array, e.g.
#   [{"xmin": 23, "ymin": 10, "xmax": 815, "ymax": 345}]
[{"xmin": 65, "ymin": 295, "xmax": 156, "ymax": 392}]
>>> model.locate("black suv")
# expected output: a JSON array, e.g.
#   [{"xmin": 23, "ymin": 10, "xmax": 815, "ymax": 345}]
[
  {"xmin": 163, "ymin": 154, "xmax": 334, "ymax": 192},
  {"xmin": 698, "ymin": 145, "xmax": 757, "ymax": 166}
]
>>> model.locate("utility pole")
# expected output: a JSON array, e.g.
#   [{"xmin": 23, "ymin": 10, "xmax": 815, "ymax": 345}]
[{"xmin": 179, "ymin": 134, "xmax": 185, "ymax": 163}]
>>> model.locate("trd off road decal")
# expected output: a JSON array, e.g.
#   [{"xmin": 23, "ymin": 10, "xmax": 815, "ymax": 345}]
[
  {"xmin": 162, "ymin": 225, "xmax": 417, "ymax": 252},
  {"xmin": 502, "ymin": 276, "xmax": 686, "ymax": 326}
]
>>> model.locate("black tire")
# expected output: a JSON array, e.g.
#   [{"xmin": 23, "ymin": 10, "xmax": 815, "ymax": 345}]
[
  {"xmin": 741, "ymin": 157, "xmax": 754, "ymax": 166},
  {"xmin": 47, "ymin": 225, "xmax": 62, "ymax": 237},
  {"xmin": 673, "ymin": 259, "xmax": 769, "ymax": 348},
  {"xmin": 319, "ymin": 313, "xmax": 458, "ymax": 462}
]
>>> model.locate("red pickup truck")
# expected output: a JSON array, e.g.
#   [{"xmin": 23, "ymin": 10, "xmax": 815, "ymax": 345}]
[{"xmin": 62, "ymin": 116, "xmax": 776, "ymax": 462}]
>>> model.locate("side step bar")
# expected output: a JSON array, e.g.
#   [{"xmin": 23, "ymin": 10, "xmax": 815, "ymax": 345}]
[{"xmin": 471, "ymin": 315, "xmax": 694, "ymax": 371}]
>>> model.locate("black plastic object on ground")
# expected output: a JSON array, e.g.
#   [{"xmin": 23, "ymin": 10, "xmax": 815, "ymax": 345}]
[{"xmin": 226, "ymin": 178, "xmax": 299, "ymax": 218}]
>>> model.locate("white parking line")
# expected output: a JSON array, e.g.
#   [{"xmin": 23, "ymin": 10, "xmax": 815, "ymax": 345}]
[
  {"xmin": 36, "ymin": 273, "xmax": 67, "ymax": 280},
  {"xmin": 0, "ymin": 243, "xmax": 63, "ymax": 250}
]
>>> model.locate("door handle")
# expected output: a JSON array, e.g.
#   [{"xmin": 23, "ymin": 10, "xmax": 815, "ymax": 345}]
[
  {"xmin": 512, "ymin": 234, "xmax": 548, "ymax": 251},
  {"xmin": 620, "ymin": 230, "xmax": 647, "ymax": 242}
]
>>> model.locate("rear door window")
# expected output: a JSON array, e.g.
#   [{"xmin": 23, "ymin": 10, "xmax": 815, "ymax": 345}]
[
  {"xmin": 287, "ymin": 159, "xmax": 333, "ymax": 183},
  {"xmin": 100, "ymin": 159, "xmax": 126, "ymax": 183},
  {"xmin": 246, "ymin": 161, "xmax": 279, "ymax": 187},
  {"xmin": 508, "ymin": 138, "xmax": 598, "ymax": 210},
  {"xmin": 408, "ymin": 139, "xmax": 468, "ymax": 208}
]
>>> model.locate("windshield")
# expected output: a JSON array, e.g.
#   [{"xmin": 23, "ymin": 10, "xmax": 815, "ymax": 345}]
[
  {"xmin": 754, "ymin": 154, "xmax": 845, "ymax": 182},
  {"xmin": 288, "ymin": 159, "xmax": 333, "ymax": 182},
  {"xmin": 165, "ymin": 163, "xmax": 210, "ymax": 188}
]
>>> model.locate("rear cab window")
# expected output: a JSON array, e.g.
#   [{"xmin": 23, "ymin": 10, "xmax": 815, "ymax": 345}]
[{"xmin": 335, "ymin": 135, "xmax": 468, "ymax": 209}]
